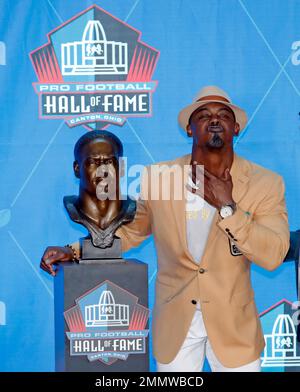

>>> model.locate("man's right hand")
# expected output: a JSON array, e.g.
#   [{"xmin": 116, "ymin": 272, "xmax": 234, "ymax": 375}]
[{"xmin": 40, "ymin": 246, "xmax": 74, "ymax": 276}]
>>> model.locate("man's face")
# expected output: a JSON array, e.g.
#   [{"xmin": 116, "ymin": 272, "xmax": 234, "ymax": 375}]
[
  {"xmin": 74, "ymin": 139, "xmax": 119, "ymax": 199},
  {"xmin": 187, "ymin": 102, "xmax": 240, "ymax": 150}
]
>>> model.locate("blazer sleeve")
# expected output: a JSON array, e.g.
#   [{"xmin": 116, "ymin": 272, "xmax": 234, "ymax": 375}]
[
  {"xmin": 217, "ymin": 174, "xmax": 290, "ymax": 271},
  {"xmin": 115, "ymin": 198, "xmax": 152, "ymax": 252},
  {"xmin": 116, "ymin": 166, "xmax": 152, "ymax": 251}
]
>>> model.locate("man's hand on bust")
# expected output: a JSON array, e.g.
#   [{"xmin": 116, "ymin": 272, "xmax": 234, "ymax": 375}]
[{"xmin": 40, "ymin": 246, "xmax": 74, "ymax": 276}]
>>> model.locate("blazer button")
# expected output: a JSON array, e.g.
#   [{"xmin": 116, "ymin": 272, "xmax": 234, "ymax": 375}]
[
  {"xmin": 191, "ymin": 300, "xmax": 197, "ymax": 305},
  {"xmin": 199, "ymin": 268, "xmax": 205, "ymax": 274}
]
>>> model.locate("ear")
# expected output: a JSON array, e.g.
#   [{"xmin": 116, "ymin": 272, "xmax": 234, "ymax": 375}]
[
  {"xmin": 73, "ymin": 161, "xmax": 80, "ymax": 178},
  {"xmin": 186, "ymin": 124, "xmax": 193, "ymax": 138},
  {"xmin": 234, "ymin": 122, "xmax": 240, "ymax": 137}
]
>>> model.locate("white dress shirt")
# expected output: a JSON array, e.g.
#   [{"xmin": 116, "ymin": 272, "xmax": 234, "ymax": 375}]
[{"xmin": 186, "ymin": 172, "xmax": 216, "ymax": 263}]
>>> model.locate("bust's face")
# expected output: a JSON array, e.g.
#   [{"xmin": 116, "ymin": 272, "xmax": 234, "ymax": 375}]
[{"xmin": 74, "ymin": 139, "xmax": 119, "ymax": 199}]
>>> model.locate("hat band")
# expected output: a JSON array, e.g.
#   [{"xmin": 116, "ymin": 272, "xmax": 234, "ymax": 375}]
[{"xmin": 196, "ymin": 95, "xmax": 230, "ymax": 103}]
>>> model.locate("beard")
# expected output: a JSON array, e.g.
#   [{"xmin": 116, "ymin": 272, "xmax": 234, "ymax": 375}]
[{"xmin": 205, "ymin": 132, "xmax": 224, "ymax": 149}]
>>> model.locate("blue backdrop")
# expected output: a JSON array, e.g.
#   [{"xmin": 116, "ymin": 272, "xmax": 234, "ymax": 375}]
[{"xmin": 0, "ymin": 0, "xmax": 299, "ymax": 372}]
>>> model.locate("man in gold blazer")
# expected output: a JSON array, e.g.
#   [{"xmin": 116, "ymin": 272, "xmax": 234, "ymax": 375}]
[{"xmin": 41, "ymin": 86, "xmax": 290, "ymax": 372}]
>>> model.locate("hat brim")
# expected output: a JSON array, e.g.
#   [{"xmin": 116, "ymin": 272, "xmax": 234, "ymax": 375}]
[{"xmin": 178, "ymin": 100, "xmax": 248, "ymax": 132}]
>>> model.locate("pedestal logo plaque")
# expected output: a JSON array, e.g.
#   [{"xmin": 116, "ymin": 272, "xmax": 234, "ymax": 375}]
[{"xmin": 64, "ymin": 280, "xmax": 149, "ymax": 366}]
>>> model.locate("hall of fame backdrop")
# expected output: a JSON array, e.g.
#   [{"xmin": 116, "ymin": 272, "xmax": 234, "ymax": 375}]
[{"xmin": 0, "ymin": 0, "xmax": 299, "ymax": 372}]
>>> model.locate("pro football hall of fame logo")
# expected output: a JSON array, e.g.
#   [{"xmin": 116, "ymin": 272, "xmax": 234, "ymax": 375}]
[
  {"xmin": 64, "ymin": 280, "xmax": 150, "ymax": 366},
  {"xmin": 30, "ymin": 5, "xmax": 159, "ymax": 129},
  {"xmin": 260, "ymin": 299, "xmax": 300, "ymax": 372}
]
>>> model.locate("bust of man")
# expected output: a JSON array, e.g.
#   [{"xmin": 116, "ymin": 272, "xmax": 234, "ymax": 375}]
[{"xmin": 64, "ymin": 130, "xmax": 136, "ymax": 249}]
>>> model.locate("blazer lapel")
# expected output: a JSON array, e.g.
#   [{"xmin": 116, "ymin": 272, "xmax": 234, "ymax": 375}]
[{"xmin": 230, "ymin": 153, "xmax": 250, "ymax": 204}]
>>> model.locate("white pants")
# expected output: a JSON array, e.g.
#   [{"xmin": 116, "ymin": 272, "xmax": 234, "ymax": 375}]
[{"xmin": 156, "ymin": 302, "xmax": 261, "ymax": 372}]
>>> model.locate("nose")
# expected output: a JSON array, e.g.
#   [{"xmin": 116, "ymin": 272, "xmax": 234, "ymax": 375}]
[{"xmin": 210, "ymin": 116, "xmax": 220, "ymax": 126}]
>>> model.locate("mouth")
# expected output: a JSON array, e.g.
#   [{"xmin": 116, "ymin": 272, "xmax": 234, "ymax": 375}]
[
  {"xmin": 94, "ymin": 177, "xmax": 104, "ymax": 185},
  {"xmin": 207, "ymin": 126, "xmax": 224, "ymax": 133}
]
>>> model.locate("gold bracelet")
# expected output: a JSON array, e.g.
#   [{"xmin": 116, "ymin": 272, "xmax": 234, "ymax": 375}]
[{"xmin": 65, "ymin": 244, "xmax": 79, "ymax": 263}]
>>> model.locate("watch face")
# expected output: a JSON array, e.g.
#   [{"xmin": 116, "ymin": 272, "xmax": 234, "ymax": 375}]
[{"xmin": 220, "ymin": 205, "xmax": 233, "ymax": 218}]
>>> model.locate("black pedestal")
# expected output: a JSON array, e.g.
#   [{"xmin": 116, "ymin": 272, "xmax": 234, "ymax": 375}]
[{"xmin": 54, "ymin": 259, "xmax": 149, "ymax": 372}]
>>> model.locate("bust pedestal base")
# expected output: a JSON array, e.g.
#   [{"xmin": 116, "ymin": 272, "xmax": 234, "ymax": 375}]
[{"xmin": 54, "ymin": 259, "xmax": 149, "ymax": 372}]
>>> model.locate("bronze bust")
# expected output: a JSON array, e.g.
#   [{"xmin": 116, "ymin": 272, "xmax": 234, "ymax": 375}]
[{"xmin": 64, "ymin": 130, "xmax": 136, "ymax": 249}]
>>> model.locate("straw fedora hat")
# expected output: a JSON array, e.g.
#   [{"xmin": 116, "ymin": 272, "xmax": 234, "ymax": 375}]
[{"xmin": 178, "ymin": 86, "xmax": 248, "ymax": 131}]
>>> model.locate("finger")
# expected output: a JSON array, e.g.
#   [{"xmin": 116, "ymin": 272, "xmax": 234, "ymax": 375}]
[
  {"xmin": 192, "ymin": 168, "xmax": 206, "ymax": 186},
  {"xmin": 203, "ymin": 184, "xmax": 215, "ymax": 200},
  {"xmin": 40, "ymin": 261, "xmax": 49, "ymax": 273},
  {"xmin": 188, "ymin": 173, "xmax": 208, "ymax": 191},
  {"xmin": 186, "ymin": 184, "xmax": 196, "ymax": 194},
  {"xmin": 191, "ymin": 163, "xmax": 204, "ymax": 172},
  {"xmin": 43, "ymin": 254, "xmax": 62, "ymax": 264},
  {"xmin": 186, "ymin": 181, "xmax": 206, "ymax": 198},
  {"xmin": 202, "ymin": 180, "xmax": 218, "ymax": 204},
  {"xmin": 43, "ymin": 257, "xmax": 58, "ymax": 275},
  {"xmin": 223, "ymin": 168, "xmax": 231, "ymax": 181},
  {"xmin": 201, "ymin": 175, "xmax": 211, "ymax": 193},
  {"xmin": 193, "ymin": 165, "xmax": 206, "ymax": 178},
  {"xmin": 48, "ymin": 264, "xmax": 56, "ymax": 277},
  {"xmin": 40, "ymin": 261, "xmax": 55, "ymax": 276},
  {"xmin": 203, "ymin": 168, "xmax": 216, "ymax": 180},
  {"xmin": 41, "ymin": 259, "xmax": 53, "ymax": 272},
  {"xmin": 186, "ymin": 183, "xmax": 203, "ymax": 197},
  {"xmin": 42, "ymin": 249, "xmax": 58, "ymax": 261}
]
